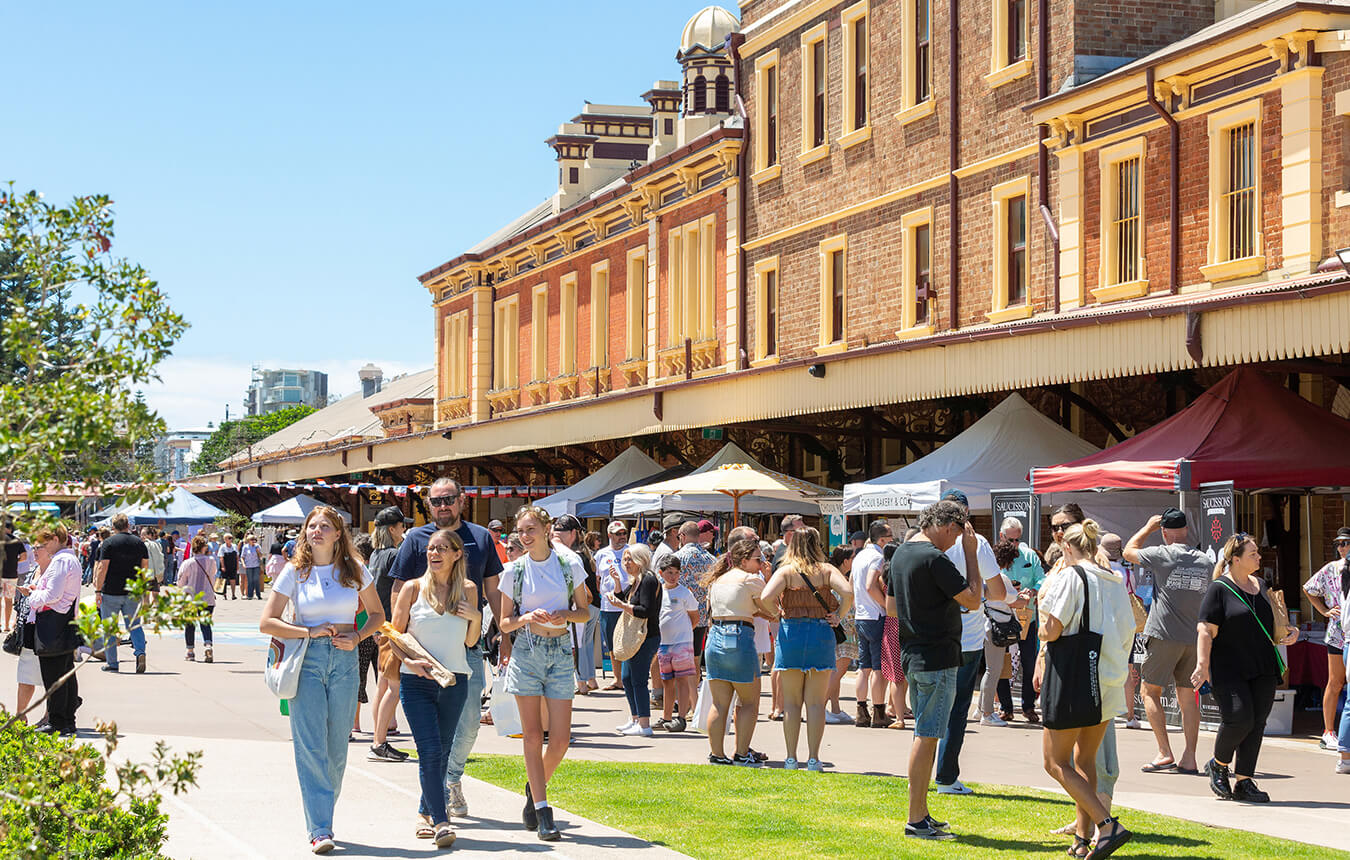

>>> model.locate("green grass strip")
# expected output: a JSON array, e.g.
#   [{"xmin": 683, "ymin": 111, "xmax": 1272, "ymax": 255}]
[{"xmin": 465, "ymin": 754, "xmax": 1346, "ymax": 859}]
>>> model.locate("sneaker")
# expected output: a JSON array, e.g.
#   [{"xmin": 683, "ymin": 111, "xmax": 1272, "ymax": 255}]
[
  {"xmin": 806, "ymin": 758, "xmax": 824, "ymax": 772},
  {"xmin": 924, "ymin": 814, "xmax": 949, "ymax": 831},
  {"xmin": 446, "ymin": 781, "xmax": 469, "ymax": 816},
  {"xmin": 1125, "ymin": 717, "xmax": 1141, "ymax": 729},
  {"xmin": 1321, "ymin": 731, "xmax": 1340, "ymax": 750},
  {"xmin": 620, "ymin": 724, "xmax": 654, "ymax": 737},
  {"xmin": 708, "ymin": 753, "xmax": 734, "ymax": 765},
  {"xmin": 783, "ymin": 757, "xmax": 799, "ymax": 771},
  {"xmin": 136, "ymin": 654, "xmax": 146, "ymax": 674},
  {"xmin": 652, "ymin": 718, "xmax": 670, "ymax": 731},
  {"xmin": 184, "ymin": 650, "xmax": 195, "ymax": 662},
  {"xmin": 668, "ymin": 716, "xmax": 687, "ymax": 733},
  {"xmin": 905, "ymin": 819, "xmax": 955, "ymax": 840},
  {"xmin": 1335, "ymin": 759, "xmax": 1350, "ymax": 774},
  {"xmin": 979, "ymin": 713, "xmax": 1008, "ymax": 727},
  {"xmin": 1232, "ymin": 778, "xmax": 1270, "ymax": 803},
  {"xmin": 310, "ymin": 834, "xmax": 335, "ymax": 854},
  {"xmin": 101, "ymin": 665, "xmax": 118, "ymax": 673},
  {"xmin": 746, "ymin": 748, "xmax": 769, "ymax": 762},
  {"xmin": 824, "ymin": 710, "xmax": 845, "ymax": 724},
  {"xmin": 368, "ymin": 742, "xmax": 409, "ymax": 763},
  {"xmin": 203, "ymin": 646, "xmax": 213, "ymax": 664},
  {"xmin": 615, "ymin": 719, "xmax": 635, "ymax": 734},
  {"xmin": 936, "ymin": 780, "xmax": 973, "ymax": 795},
  {"xmin": 732, "ymin": 752, "xmax": 762, "ymax": 767}
]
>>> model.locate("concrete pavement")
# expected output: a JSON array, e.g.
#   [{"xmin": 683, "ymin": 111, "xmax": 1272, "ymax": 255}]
[{"xmin": 3, "ymin": 590, "xmax": 1347, "ymax": 856}]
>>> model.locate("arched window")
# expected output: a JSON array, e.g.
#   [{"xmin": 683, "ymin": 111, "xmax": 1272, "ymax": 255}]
[
  {"xmin": 714, "ymin": 74, "xmax": 730, "ymax": 112},
  {"xmin": 693, "ymin": 74, "xmax": 707, "ymax": 112}
]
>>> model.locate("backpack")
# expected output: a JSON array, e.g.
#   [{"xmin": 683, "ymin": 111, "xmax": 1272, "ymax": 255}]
[{"xmin": 510, "ymin": 552, "xmax": 575, "ymax": 610}]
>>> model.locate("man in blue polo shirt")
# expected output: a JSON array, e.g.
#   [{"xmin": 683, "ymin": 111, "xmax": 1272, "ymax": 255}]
[{"xmin": 388, "ymin": 477, "xmax": 503, "ymax": 818}]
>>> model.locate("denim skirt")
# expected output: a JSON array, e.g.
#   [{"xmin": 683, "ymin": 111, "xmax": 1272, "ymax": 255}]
[
  {"xmin": 704, "ymin": 621, "xmax": 759, "ymax": 684},
  {"xmin": 773, "ymin": 617, "xmax": 836, "ymax": 672}
]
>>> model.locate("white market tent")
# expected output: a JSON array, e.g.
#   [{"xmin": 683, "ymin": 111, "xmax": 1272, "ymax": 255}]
[
  {"xmin": 119, "ymin": 487, "xmax": 228, "ymax": 526},
  {"xmin": 535, "ymin": 446, "xmax": 664, "ymax": 518},
  {"xmin": 843, "ymin": 393, "xmax": 1180, "ymax": 538},
  {"xmin": 251, "ymin": 493, "xmax": 353, "ymax": 525},
  {"xmin": 613, "ymin": 442, "xmax": 841, "ymax": 517}
]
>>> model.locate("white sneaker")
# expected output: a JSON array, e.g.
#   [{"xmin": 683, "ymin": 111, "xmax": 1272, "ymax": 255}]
[
  {"xmin": 1321, "ymin": 731, "xmax": 1339, "ymax": 750},
  {"xmin": 446, "ymin": 781, "xmax": 469, "ymax": 817},
  {"xmin": 783, "ymin": 757, "xmax": 799, "ymax": 770},
  {"xmin": 979, "ymin": 713, "xmax": 1008, "ymax": 727},
  {"xmin": 616, "ymin": 719, "xmax": 635, "ymax": 733},
  {"xmin": 936, "ymin": 780, "xmax": 973, "ymax": 795},
  {"xmin": 621, "ymin": 724, "xmax": 654, "ymax": 737},
  {"xmin": 824, "ymin": 710, "xmax": 847, "ymax": 724},
  {"xmin": 1125, "ymin": 718, "xmax": 1141, "ymax": 729},
  {"xmin": 1336, "ymin": 759, "xmax": 1350, "ymax": 774}
]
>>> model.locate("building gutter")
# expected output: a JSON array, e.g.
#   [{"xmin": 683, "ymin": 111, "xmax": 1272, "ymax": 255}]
[
  {"xmin": 730, "ymin": 31, "xmax": 750, "ymax": 370},
  {"xmin": 948, "ymin": 0, "xmax": 961, "ymax": 330},
  {"xmin": 1144, "ymin": 66, "xmax": 1181, "ymax": 296}
]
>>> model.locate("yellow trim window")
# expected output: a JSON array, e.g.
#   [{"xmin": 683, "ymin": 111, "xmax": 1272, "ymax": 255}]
[
  {"xmin": 590, "ymin": 261, "xmax": 609, "ymax": 369},
  {"xmin": 817, "ymin": 234, "xmax": 847, "ymax": 351},
  {"xmin": 986, "ymin": 0, "xmax": 1031, "ymax": 86},
  {"xmin": 559, "ymin": 272, "xmax": 577, "ymax": 376},
  {"xmin": 530, "ymin": 284, "xmax": 548, "ymax": 383},
  {"xmin": 441, "ymin": 311, "xmax": 470, "ymax": 398},
  {"xmin": 988, "ymin": 176, "xmax": 1032, "ymax": 323},
  {"xmin": 753, "ymin": 256, "xmax": 780, "ymax": 362},
  {"xmin": 754, "ymin": 50, "xmax": 781, "ymax": 181},
  {"xmin": 897, "ymin": 207, "xmax": 934, "ymax": 338},
  {"xmin": 899, "ymin": 0, "xmax": 934, "ymax": 123},
  {"xmin": 625, "ymin": 248, "xmax": 646, "ymax": 360},
  {"xmin": 1201, "ymin": 99, "xmax": 1265, "ymax": 282},
  {"xmin": 800, "ymin": 23, "xmax": 829, "ymax": 160},
  {"xmin": 840, "ymin": 1, "xmax": 870, "ymax": 147},
  {"xmin": 1093, "ymin": 137, "xmax": 1148, "ymax": 302},
  {"xmin": 492, "ymin": 296, "xmax": 519, "ymax": 390}
]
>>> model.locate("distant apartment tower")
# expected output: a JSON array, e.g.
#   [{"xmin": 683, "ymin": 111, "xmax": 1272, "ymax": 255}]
[
  {"xmin": 245, "ymin": 366, "xmax": 329, "ymax": 416},
  {"xmin": 153, "ymin": 427, "xmax": 215, "ymax": 480}
]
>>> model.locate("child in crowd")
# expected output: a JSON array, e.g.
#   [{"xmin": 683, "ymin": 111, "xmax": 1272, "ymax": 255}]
[{"xmin": 654, "ymin": 556, "xmax": 699, "ymax": 732}]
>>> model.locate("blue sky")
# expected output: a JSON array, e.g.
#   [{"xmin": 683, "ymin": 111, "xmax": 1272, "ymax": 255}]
[{"xmin": 3, "ymin": 1, "xmax": 711, "ymax": 428}]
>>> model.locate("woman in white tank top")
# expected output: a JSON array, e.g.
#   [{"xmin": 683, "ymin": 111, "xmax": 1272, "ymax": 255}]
[{"xmin": 390, "ymin": 527, "xmax": 481, "ymax": 848}]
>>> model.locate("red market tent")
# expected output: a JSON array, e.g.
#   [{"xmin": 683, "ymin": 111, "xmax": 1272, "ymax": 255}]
[{"xmin": 1029, "ymin": 368, "xmax": 1350, "ymax": 493}]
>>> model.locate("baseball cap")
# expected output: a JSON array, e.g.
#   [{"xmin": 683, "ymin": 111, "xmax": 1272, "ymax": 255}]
[
  {"xmin": 554, "ymin": 514, "xmax": 582, "ymax": 532},
  {"xmin": 1334, "ymin": 527, "xmax": 1350, "ymax": 543},
  {"xmin": 607, "ymin": 520, "xmax": 629, "ymax": 534},
  {"xmin": 662, "ymin": 513, "xmax": 685, "ymax": 532},
  {"xmin": 697, "ymin": 519, "xmax": 717, "ymax": 534},
  {"xmin": 374, "ymin": 506, "xmax": 414, "ymax": 527},
  {"xmin": 941, "ymin": 488, "xmax": 970, "ymax": 509},
  {"xmin": 488, "ymin": 518, "xmax": 504, "ymax": 531},
  {"xmin": 1161, "ymin": 507, "xmax": 1187, "ymax": 529},
  {"xmin": 849, "ymin": 530, "xmax": 865, "ymax": 543}
]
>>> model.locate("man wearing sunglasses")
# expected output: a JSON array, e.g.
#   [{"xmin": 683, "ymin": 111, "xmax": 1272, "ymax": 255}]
[{"xmin": 388, "ymin": 477, "xmax": 504, "ymax": 817}]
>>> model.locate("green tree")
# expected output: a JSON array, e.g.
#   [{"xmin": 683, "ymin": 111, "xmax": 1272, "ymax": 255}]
[{"xmin": 191, "ymin": 403, "xmax": 316, "ymax": 475}]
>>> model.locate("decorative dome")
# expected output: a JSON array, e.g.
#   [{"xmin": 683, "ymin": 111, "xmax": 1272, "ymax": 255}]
[{"xmin": 680, "ymin": 6, "xmax": 739, "ymax": 54}]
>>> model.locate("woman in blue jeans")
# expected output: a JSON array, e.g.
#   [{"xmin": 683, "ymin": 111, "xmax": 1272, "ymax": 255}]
[
  {"xmin": 260, "ymin": 506, "xmax": 384, "ymax": 856},
  {"xmin": 390, "ymin": 527, "xmax": 481, "ymax": 848},
  {"xmin": 608, "ymin": 543, "xmax": 661, "ymax": 736}
]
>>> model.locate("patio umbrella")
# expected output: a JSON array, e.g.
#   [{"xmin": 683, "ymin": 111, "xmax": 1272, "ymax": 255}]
[{"xmin": 630, "ymin": 462, "xmax": 837, "ymax": 520}]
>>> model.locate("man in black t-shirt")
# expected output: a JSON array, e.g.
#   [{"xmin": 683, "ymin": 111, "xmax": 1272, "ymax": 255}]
[
  {"xmin": 93, "ymin": 513, "xmax": 150, "ymax": 673},
  {"xmin": 887, "ymin": 500, "xmax": 982, "ymax": 840}
]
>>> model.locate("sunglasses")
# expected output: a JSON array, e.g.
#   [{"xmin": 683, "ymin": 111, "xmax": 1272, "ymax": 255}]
[
  {"xmin": 428, "ymin": 495, "xmax": 460, "ymax": 507},
  {"xmin": 1050, "ymin": 522, "xmax": 1070, "ymax": 533},
  {"xmin": 1336, "ymin": 539, "xmax": 1350, "ymax": 547}
]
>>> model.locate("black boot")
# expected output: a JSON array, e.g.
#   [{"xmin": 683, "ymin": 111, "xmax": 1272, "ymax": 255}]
[
  {"xmin": 536, "ymin": 805, "xmax": 560, "ymax": 841},
  {"xmin": 523, "ymin": 782, "xmax": 538, "ymax": 831},
  {"xmin": 872, "ymin": 703, "xmax": 893, "ymax": 728},
  {"xmin": 1205, "ymin": 758, "xmax": 1233, "ymax": 800},
  {"xmin": 856, "ymin": 701, "xmax": 871, "ymax": 728},
  {"xmin": 1232, "ymin": 778, "xmax": 1270, "ymax": 803}
]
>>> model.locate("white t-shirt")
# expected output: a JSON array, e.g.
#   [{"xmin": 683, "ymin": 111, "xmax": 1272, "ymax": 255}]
[
  {"xmin": 1039, "ymin": 561, "xmax": 1135, "ymax": 719},
  {"xmin": 499, "ymin": 552, "xmax": 575, "ymax": 630},
  {"xmin": 274, "ymin": 562, "xmax": 374, "ymax": 628},
  {"xmin": 659, "ymin": 584, "xmax": 698, "ymax": 645},
  {"xmin": 946, "ymin": 534, "xmax": 1002, "ymax": 652},
  {"xmin": 852, "ymin": 543, "xmax": 887, "ymax": 621},
  {"xmin": 593, "ymin": 545, "xmax": 629, "ymax": 612}
]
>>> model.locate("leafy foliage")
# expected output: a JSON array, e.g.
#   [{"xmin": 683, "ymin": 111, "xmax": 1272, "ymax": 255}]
[{"xmin": 191, "ymin": 403, "xmax": 316, "ymax": 475}]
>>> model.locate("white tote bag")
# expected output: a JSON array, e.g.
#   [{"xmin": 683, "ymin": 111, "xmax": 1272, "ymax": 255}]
[
  {"xmin": 692, "ymin": 678, "xmax": 737, "ymax": 735},
  {"xmin": 489, "ymin": 672, "xmax": 522, "ymax": 737},
  {"xmin": 264, "ymin": 580, "xmax": 308, "ymax": 699}
]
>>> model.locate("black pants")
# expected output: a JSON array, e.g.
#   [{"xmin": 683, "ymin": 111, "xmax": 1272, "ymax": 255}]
[
  {"xmin": 39, "ymin": 651, "xmax": 79, "ymax": 730},
  {"xmin": 1017, "ymin": 619, "xmax": 1039, "ymax": 711},
  {"xmin": 1213, "ymin": 673, "xmax": 1278, "ymax": 777}
]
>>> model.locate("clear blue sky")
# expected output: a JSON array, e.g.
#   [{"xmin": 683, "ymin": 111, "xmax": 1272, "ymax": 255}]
[{"xmin": 3, "ymin": 1, "xmax": 712, "ymax": 428}]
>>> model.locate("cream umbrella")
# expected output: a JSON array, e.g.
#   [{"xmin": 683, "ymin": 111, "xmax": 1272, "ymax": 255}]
[{"xmin": 630, "ymin": 462, "xmax": 838, "ymax": 521}]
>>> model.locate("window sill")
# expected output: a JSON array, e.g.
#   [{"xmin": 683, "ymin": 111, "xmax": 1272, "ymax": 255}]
[
  {"xmin": 1336, "ymin": 189, "xmax": 1350, "ymax": 209},
  {"xmin": 751, "ymin": 164, "xmax": 782, "ymax": 185},
  {"xmin": 838, "ymin": 125, "xmax": 872, "ymax": 150},
  {"xmin": 895, "ymin": 99, "xmax": 936, "ymax": 126},
  {"xmin": 984, "ymin": 58, "xmax": 1033, "ymax": 89},
  {"xmin": 985, "ymin": 304, "xmax": 1034, "ymax": 324},
  {"xmin": 1199, "ymin": 255, "xmax": 1266, "ymax": 283},
  {"xmin": 749, "ymin": 354, "xmax": 780, "ymax": 368},
  {"xmin": 894, "ymin": 323, "xmax": 935, "ymax": 341},
  {"xmin": 799, "ymin": 143, "xmax": 831, "ymax": 165},
  {"xmin": 1090, "ymin": 279, "xmax": 1150, "ymax": 303},
  {"xmin": 813, "ymin": 341, "xmax": 848, "ymax": 356}
]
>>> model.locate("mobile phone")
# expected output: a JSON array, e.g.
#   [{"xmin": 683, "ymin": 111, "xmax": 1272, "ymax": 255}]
[{"xmin": 1198, "ymin": 680, "xmax": 1212, "ymax": 696}]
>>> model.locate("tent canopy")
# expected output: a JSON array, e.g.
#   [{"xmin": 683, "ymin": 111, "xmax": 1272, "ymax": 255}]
[
  {"xmin": 575, "ymin": 467, "xmax": 689, "ymax": 519},
  {"xmin": 844, "ymin": 393, "xmax": 1100, "ymax": 513},
  {"xmin": 120, "ymin": 487, "xmax": 227, "ymax": 526},
  {"xmin": 1030, "ymin": 368, "xmax": 1350, "ymax": 493},
  {"xmin": 613, "ymin": 442, "xmax": 840, "ymax": 517},
  {"xmin": 251, "ymin": 494, "xmax": 353, "ymax": 525},
  {"xmin": 535, "ymin": 446, "xmax": 664, "ymax": 517}
]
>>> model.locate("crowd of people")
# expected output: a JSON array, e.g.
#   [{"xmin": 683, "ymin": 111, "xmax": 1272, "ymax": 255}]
[{"xmin": 3, "ymin": 478, "xmax": 1347, "ymax": 857}]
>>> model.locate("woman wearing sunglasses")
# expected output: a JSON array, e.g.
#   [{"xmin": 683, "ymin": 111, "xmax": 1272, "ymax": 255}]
[{"xmin": 1302, "ymin": 526, "xmax": 1349, "ymax": 751}]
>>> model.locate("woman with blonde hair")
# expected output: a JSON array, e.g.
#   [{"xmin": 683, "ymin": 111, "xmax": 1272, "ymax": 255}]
[
  {"xmin": 1035, "ymin": 519, "xmax": 1135, "ymax": 859},
  {"xmin": 391, "ymin": 527, "xmax": 481, "ymax": 847},
  {"xmin": 497, "ymin": 505, "xmax": 590, "ymax": 842},
  {"xmin": 16, "ymin": 522, "xmax": 82, "ymax": 736},
  {"xmin": 702, "ymin": 537, "xmax": 774, "ymax": 766},
  {"xmin": 609, "ymin": 542, "xmax": 662, "ymax": 735},
  {"xmin": 1193, "ymin": 533, "xmax": 1299, "ymax": 803},
  {"xmin": 761, "ymin": 526, "xmax": 853, "ymax": 772},
  {"xmin": 260, "ymin": 506, "xmax": 385, "ymax": 855}
]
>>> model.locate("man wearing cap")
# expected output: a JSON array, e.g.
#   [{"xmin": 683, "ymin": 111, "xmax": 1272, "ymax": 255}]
[
  {"xmin": 1125, "ymin": 508, "xmax": 1209, "ymax": 775},
  {"xmin": 488, "ymin": 518, "xmax": 508, "ymax": 565},
  {"xmin": 368, "ymin": 506, "xmax": 413, "ymax": 763},
  {"xmin": 852, "ymin": 520, "xmax": 894, "ymax": 728},
  {"xmin": 932, "ymin": 489, "xmax": 1005, "ymax": 796},
  {"xmin": 595, "ymin": 521, "xmax": 632, "ymax": 691},
  {"xmin": 552, "ymin": 514, "xmax": 602, "ymax": 695},
  {"xmin": 998, "ymin": 517, "xmax": 1045, "ymax": 722},
  {"xmin": 653, "ymin": 514, "xmax": 684, "ymax": 573},
  {"xmin": 772, "ymin": 515, "xmax": 804, "ymax": 569},
  {"xmin": 696, "ymin": 520, "xmax": 718, "ymax": 553}
]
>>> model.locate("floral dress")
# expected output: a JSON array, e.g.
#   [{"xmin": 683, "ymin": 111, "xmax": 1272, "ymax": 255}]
[
  {"xmin": 1303, "ymin": 560, "xmax": 1346, "ymax": 650},
  {"xmin": 880, "ymin": 576, "xmax": 905, "ymax": 683}
]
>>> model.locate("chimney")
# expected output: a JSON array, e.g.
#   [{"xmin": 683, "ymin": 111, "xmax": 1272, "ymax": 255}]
[
  {"xmin": 358, "ymin": 363, "xmax": 383, "ymax": 398},
  {"xmin": 643, "ymin": 82, "xmax": 682, "ymax": 160}
]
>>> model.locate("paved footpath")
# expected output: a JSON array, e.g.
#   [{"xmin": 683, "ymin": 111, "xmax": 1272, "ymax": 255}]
[{"xmin": 4, "ymin": 591, "xmax": 1347, "ymax": 857}]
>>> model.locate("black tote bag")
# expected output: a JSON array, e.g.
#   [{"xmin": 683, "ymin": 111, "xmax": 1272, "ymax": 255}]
[
  {"xmin": 33, "ymin": 604, "xmax": 81, "ymax": 657},
  {"xmin": 1041, "ymin": 565, "xmax": 1104, "ymax": 730}
]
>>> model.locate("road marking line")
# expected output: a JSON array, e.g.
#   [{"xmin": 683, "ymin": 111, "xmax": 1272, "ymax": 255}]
[{"xmin": 162, "ymin": 792, "xmax": 267, "ymax": 859}]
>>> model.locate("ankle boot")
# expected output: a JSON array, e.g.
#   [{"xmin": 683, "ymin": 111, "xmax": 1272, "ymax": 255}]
[
  {"xmin": 856, "ymin": 701, "xmax": 872, "ymax": 727},
  {"xmin": 536, "ymin": 805, "xmax": 560, "ymax": 841},
  {"xmin": 872, "ymin": 703, "xmax": 893, "ymax": 728},
  {"xmin": 523, "ymin": 782, "xmax": 538, "ymax": 830}
]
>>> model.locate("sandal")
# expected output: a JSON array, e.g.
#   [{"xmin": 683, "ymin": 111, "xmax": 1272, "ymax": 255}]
[
  {"xmin": 415, "ymin": 818, "xmax": 435, "ymax": 839},
  {"xmin": 1068, "ymin": 834, "xmax": 1090, "ymax": 858},
  {"xmin": 1140, "ymin": 758, "xmax": 1176, "ymax": 773},
  {"xmin": 602, "ymin": 682, "xmax": 623, "ymax": 691},
  {"xmin": 1087, "ymin": 816, "xmax": 1132, "ymax": 860},
  {"xmin": 433, "ymin": 825, "xmax": 456, "ymax": 848},
  {"xmin": 886, "ymin": 720, "xmax": 907, "ymax": 730},
  {"xmin": 185, "ymin": 650, "xmax": 195, "ymax": 662}
]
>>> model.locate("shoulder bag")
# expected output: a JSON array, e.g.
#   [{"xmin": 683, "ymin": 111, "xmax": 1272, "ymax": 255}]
[
  {"xmin": 611, "ymin": 572, "xmax": 650, "ymax": 661},
  {"xmin": 1216, "ymin": 577, "xmax": 1287, "ymax": 677},
  {"xmin": 798, "ymin": 567, "xmax": 847, "ymax": 645},
  {"xmin": 34, "ymin": 602, "xmax": 81, "ymax": 657},
  {"xmin": 1041, "ymin": 565, "xmax": 1104, "ymax": 730},
  {"xmin": 986, "ymin": 603, "xmax": 1023, "ymax": 648},
  {"xmin": 264, "ymin": 576, "xmax": 309, "ymax": 699}
]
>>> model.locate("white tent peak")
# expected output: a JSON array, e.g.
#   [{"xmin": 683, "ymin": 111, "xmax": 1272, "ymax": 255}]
[
  {"xmin": 535, "ymin": 446, "xmax": 664, "ymax": 517},
  {"xmin": 251, "ymin": 494, "xmax": 353, "ymax": 525}
]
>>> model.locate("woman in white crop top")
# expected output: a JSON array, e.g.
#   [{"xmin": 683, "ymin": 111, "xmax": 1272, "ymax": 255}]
[
  {"xmin": 259, "ymin": 506, "xmax": 384, "ymax": 855},
  {"xmin": 497, "ymin": 506, "xmax": 590, "ymax": 842},
  {"xmin": 390, "ymin": 527, "xmax": 481, "ymax": 848}
]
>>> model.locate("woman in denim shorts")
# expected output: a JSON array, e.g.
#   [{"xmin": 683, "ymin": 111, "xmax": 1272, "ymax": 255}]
[
  {"xmin": 762, "ymin": 526, "xmax": 854, "ymax": 772},
  {"xmin": 497, "ymin": 506, "xmax": 591, "ymax": 842},
  {"xmin": 703, "ymin": 538, "xmax": 775, "ymax": 766}
]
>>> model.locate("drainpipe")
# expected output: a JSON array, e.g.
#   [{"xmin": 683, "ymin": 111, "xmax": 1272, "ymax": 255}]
[
  {"xmin": 1037, "ymin": 0, "xmax": 1060, "ymax": 313},
  {"xmin": 1145, "ymin": 66, "xmax": 1180, "ymax": 295},
  {"xmin": 729, "ymin": 31, "xmax": 750, "ymax": 370},
  {"xmin": 947, "ymin": 0, "xmax": 961, "ymax": 330}
]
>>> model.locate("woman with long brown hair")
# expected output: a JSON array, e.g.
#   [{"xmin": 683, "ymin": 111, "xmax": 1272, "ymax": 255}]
[
  {"xmin": 702, "ymin": 537, "xmax": 774, "ymax": 766},
  {"xmin": 761, "ymin": 526, "xmax": 853, "ymax": 772},
  {"xmin": 259, "ymin": 506, "xmax": 385, "ymax": 855}
]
